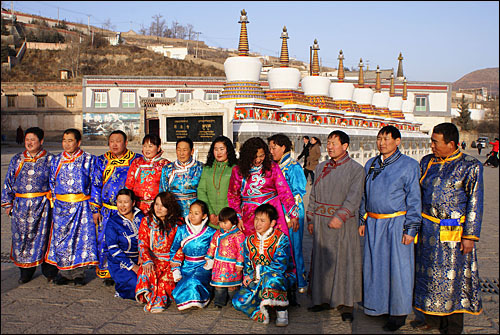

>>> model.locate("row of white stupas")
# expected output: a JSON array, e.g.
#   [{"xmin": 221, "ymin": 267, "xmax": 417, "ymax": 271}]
[{"xmin": 218, "ymin": 9, "xmax": 419, "ymax": 131}]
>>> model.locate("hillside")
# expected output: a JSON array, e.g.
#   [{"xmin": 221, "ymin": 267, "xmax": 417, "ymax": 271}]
[
  {"xmin": 1, "ymin": 43, "xmax": 226, "ymax": 82},
  {"xmin": 453, "ymin": 67, "xmax": 499, "ymax": 97}
]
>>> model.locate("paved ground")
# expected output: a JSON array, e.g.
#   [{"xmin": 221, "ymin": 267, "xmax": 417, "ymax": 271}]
[{"xmin": 1, "ymin": 142, "xmax": 498, "ymax": 334}]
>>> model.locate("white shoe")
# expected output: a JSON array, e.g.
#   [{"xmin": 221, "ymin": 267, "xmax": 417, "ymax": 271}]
[{"xmin": 276, "ymin": 310, "xmax": 288, "ymax": 327}]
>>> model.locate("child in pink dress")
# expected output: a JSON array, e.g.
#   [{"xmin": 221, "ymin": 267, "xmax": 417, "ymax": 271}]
[{"xmin": 204, "ymin": 207, "xmax": 246, "ymax": 308}]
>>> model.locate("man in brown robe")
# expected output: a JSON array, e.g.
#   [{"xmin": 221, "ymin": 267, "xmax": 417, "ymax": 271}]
[{"xmin": 306, "ymin": 130, "xmax": 364, "ymax": 323}]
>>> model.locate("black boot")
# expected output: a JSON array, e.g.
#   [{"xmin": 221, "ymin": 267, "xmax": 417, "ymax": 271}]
[
  {"xmin": 18, "ymin": 267, "xmax": 36, "ymax": 284},
  {"xmin": 383, "ymin": 315, "xmax": 407, "ymax": 331},
  {"xmin": 213, "ymin": 288, "xmax": 228, "ymax": 308}
]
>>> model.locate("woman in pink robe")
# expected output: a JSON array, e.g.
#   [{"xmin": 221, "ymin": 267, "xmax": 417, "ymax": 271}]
[{"xmin": 227, "ymin": 137, "xmax": 299, "ymax": 239}]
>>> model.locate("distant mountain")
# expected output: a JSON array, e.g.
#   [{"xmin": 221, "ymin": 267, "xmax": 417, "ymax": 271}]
[{"xmin": 452, "ymin": 68, "xmax": 499, "ymax": 97}]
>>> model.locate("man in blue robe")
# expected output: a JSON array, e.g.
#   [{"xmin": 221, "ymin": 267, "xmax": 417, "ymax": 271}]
[
  {"xmin": 2, "ymin": 127, "xmax": 58, "ymax": 284},
  {"xmin": 159, "ymin": 138, "xmax": 203, "ymax": 217},
  {"xmin": 46, "ymin": 128, "xmax": 98, "ymax": 285},
  {"xmin": 359, "ymin": 125, "xmax": 421, "ymax": 331},
  {"xmin": 267, "ymin": 134, "xmax": 307, "ymax": 297},
  {"xmin": 90, "ymin": 130, "xmax": 141, "ymax": 284},
  {"xmin": 414, "ymin": 123, "xmax": 483, "ymax": 334}
]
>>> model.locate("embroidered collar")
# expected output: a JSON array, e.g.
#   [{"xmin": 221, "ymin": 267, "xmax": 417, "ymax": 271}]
[
  {"xmin": 221, "ymin": 224, "xmax": 238, "ymax": 235},
  {"xmin": 257, "ymin": 227, "xmax": 274, "ymax": 240},
  {"xmin": 279, "ymin": 152, "xmax": 292, "ymax": 169},
  {"xmin": 331, "ymin": 151, "xmax": 350, "ymax": 167},
  {"xmin": 175, "ymin": 157, "xmax": 194, "ymax": 169},
  {"xmin": 23, "ymin": 149, "xmax": 46, "ymax": 160},
  {"xmin": 314, "ymin": 152, "xmax": 350, "ymax": 186},
  {"xmin": 250, "ymin": 164, "xmax": 263, "ymax": 173},
  {"xmin": 185, "ymin": 216, "xmax": 208, "ymax": 235},
  {"xmin": 143, "ymin": 151, "xmax": 164, "ymax": 163},
  {"xmin": 368, "ymin": 148, "xmax": 402, "ymax": 181},
  {"xmin": 118, "ymin": 207, "xmax": 142, "ymax": 222},
  {"xmin": 62, "ymin": 148, "xmax": 83, "ymax": 161},
  {"xmin": 433, "ymin": 148, "xmax": 462, "ymax": 163}
]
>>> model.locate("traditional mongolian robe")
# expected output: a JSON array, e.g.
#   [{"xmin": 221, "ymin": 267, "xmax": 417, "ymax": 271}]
[
  {"xmin": 105, "ymin": 208, "xmax": 144, "ymax": 300},
  {"xmin": 306, "ymin": 152, "xmax": 364, "ymax": 309},
  {"xmin": 135, "ymin": 216, "xmax": 182, "ymax": 312},
  {"xmin": 232, "ymin": 227, "xmax": 294, "ymax": 324},
  {"xmin": 277, "ymin": 152, "xmax": 308, "ymax": 290},
  {"xmin": 1, "ymin": 149, "xmax": 54, "ymax": 268},
  {"xmin": 170, "ymin": 219, "xmax": 216, "ymax": 310},
  {"xmin": 414, "ymin": 149, "xmax": 483, "ymax": 316},
  {"xmin": 90, "ymin": 150, "xmax": 141, "ymax": 278},
  {"xmin": 125, "ymin": 152, "xmax": 169, "ymax": 214},
  {"xmin": 197, "ymin": 160, "xmax": 233, "ymax": 229},
  {"xmin": 45, "ymin": 149, "xmax": 98, "ymax": 270},
  {"xmin": 227, "ymin": 162, "xmax": 298, "ymax": 239},
  {"xmin": 159, "ymin": 158, "xmax": 203, "ymax": 217},
  {"xmin": 205, "ymin": 225, "xmax": 245, "ymax": 287},
  {"xmin": 359, "ymin": 149, "xmax": 421, "ymax": 316}
]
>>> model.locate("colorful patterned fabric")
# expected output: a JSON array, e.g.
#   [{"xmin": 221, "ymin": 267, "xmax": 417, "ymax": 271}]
[
  {"xmin": 278, "ymin": 151, "xmax": 308, "ymax": 289},
  {"xmin": 125, "ymin": 152, "xmax": 169, "ymax": 214},
  {"xmin": 359, "ymin": 149, "xmax": 422, "ymax": 316},
  {"xmin": 135, "ymin": 215, "xmax": 182, "ymax": 312},
  {"xmin": 90, "ymin": 150, "xmax": 141, "ymax": 278},
  {"xmin": 232, "ymin": 228, "xmax": 292, "ymax": 323},
  {"xmin": 105, "ymin": 208, "xmax": 144, "ymax": 300},
  {"xmin": 1, "ymin": 149, "xmax": 54, "ymax": 267},
  {"xmin": 170, "ymin": 220, "xmax": 216, "ymax": 310},
  {"xmin": 45, "ymin": 149, "xmax": 99, "ymax": 270},
  {"xmin": 227, "ymin": 162, "xmax": 298, "ymax": 238},
  {"xmin": 205, "ymin": 225, "xmax": 245, "ymax": 287},
  {"xmin": 414, "ymin": 149, "xmax": 483, "ymax": 316},
  {"xmin": 159, "ymin": 158, "xmax": 203, "ymax": 217}
]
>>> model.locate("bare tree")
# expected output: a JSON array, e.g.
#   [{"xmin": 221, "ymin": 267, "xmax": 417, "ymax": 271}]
[
  {"xmin": 151, "ymin": 14, "xmax": 166, "ymax": 41},
  {"xmin": 186, "ymin": 24, "xmax": 195, "ymax": 40},
  {"xmin": 138, "ymin": 24, "xmax": 148, "ymax": 35},
  {"xmin": 102, "ymin": 18, "xmax": 115, "ymax": 31}
]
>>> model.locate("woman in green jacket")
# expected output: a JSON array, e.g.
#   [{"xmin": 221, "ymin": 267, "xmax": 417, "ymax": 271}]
[{"xmin": 197, "ymin": 136, "xmax": 238, "ymax": 229}]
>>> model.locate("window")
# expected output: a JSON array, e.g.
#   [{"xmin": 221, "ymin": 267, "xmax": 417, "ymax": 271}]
[
  {"xmin": 36, "ymin": 96, "xmax": 46, "ymax": 108},
  {"xmin": 66, "ymin": 95, "xmax": 75, "ymax": 108},
  {"xmin": 205, "ymin": 92, "xmax": 219, "ymax": 101},
  {"xmin": 178, "ymin": 92, "xmax": 192, "ymax": 103},
  {"xmin": 94, "ymin": 92, "xmax": 107, "ymax": 108},
  {"xmin": 122, "ymin": 92, "xmax": 135, "ymax": 108},
  {"xmin": 149, "ymin": 91, "xmax": 164, "ymax": 98},
  {"xmin": 415, "ymin": 96, "xmax": 427, "ymax": 112},
  {"xmin": 7, "ymin": 95, "xmax": 16, "ymax": 107}
]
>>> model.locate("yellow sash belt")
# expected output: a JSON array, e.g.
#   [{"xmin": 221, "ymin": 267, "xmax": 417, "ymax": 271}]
[
  {"xmin": 55, "ymin": 193, "xmax": 91, "ymax": 203},
  {"xmin": 15, "ymin": 191, "xmax": 53, "ymax": 207},
  {"xmin": 421, "ymin": 213, "xmax": 465, "ymax": 224},
  {"xmin": 102, "ymin": 203, "xmax": 118, "ymax": 210},
  {"xmin": 366, "ymin": 211, "xmax": 407, "ymax": 219}
]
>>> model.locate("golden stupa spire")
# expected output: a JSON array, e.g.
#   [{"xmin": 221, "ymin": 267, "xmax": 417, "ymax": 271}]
[
  {"xmin": 311, "ymin": 39, "xmax": 320, "ymax": 76},
  {"xmin": 279, "ymin": 26, "xmax": 289, "ymax": 67},
  {"xmin": 402, "ymin": 77, "xmax": 407, "ymax": 100},
  {"xmin": 375, "ymin": 65, "xmax": 381, "ymax": 93},
  {"xmin": 337, "ymin": 50, "xmax": 345, "ymax": 83},
  {"xmin": 389, "ymin": 73, "xmax": 395, "ymax": 97},
  {"xmin": 238, "ymin": 9, "xmax": 249, "ymax": 56},
  {"xmin": 397, "ymin": 52, "xmax": 404, "ymax": 79},
  {"xmin": 358, "ymin": 58, "xmax": 364, "ymax": 88}
]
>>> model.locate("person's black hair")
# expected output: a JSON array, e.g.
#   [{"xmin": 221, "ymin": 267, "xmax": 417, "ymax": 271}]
[
  {"xmin": 25, "ymin": 127, "xmax": 44, "ymax": 141},
  {"xmin": 205, "ymin": 135, "xmax": 238, "ymax": 167},
  {"xmin": 109, "ymin": 130, "xmax": 127, "ymax": 142},
  {"xmin": 218, "ymin": 207, "xmax": 239, "ymax": 226},
  {"xmin": 176, "ymin": 137, "xmax": 193, "ymax": 150},
  {"xmin": 303, "ymin": 136, "xmax": 310, "ymax": 140},
  {"xmin": 378, "ymin": 125, "xmax": 401, "ymax": 140},
  {"xmin": 328, "ymin": 130, "xmax": 350, "ymax": 145},
  {"xmin": 63, "ymin": 128, "xmax": 82, "ymax": 142},
  {"xmin": 267, "ymin": 133, "xmax": 292, "ymax": 153},
  {"xmin": 190, "ymin": 199, "xmax": 209, "ymax": 216},
  {"xmin": 142, "ymin": 133, "xmax": 162, "ymax": 147},
  {"xmin": 149, "ymin": 191, "xmax": 182, "ymax": 233},
  {"xmin": 254, "ymin": 203, "xmax": 278, "ymax": 222},
  {"xmin": 432, "ymin": 123, "xmax": 459, "ymax": 148},
  {"xmin": 237, "ymin": 137, "xmax": 273, "ymax": 179},
  {"xmin": 116, "ymin": 188, "xmax": 137, "ymax": 203},
  {"xmin": 311, "ymin": 136, "xmax": 322, "ymax": 146}
]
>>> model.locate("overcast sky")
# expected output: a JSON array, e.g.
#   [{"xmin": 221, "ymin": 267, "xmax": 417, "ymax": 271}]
[{"xmin": 7, "ymin": 1, "xmax": 500, "ymax": 83}]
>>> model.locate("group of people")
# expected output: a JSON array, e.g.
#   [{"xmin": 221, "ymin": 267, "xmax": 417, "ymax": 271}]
[{"xmin": 2, "ymin": 122, "xmax": 484, "ymax": 333}]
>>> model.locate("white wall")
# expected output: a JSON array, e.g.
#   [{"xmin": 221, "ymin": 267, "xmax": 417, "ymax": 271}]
[{"xmin": 428, "ymin": 91, "xmax": 448, "ymax": 112}]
